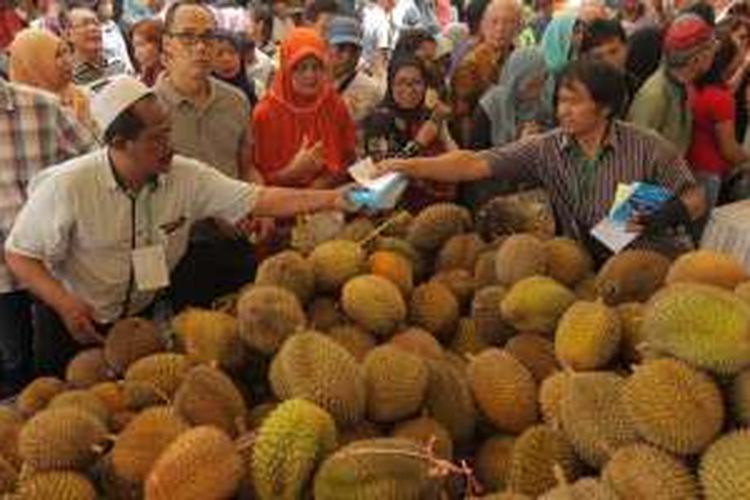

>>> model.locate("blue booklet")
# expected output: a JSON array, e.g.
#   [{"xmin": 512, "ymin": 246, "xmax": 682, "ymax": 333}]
[{"xmin": 609, "ymin": 182, "xmax": 672, "ymax": 224}]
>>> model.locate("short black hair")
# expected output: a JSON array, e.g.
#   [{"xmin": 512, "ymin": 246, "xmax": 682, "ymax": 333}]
[
  {"xmin": 558, "ymin": 57, "xmax": 628, "ymax": 119},
  {"xmin": 466, "ymin": 0, "xmax": 491, "ymax": 34},
  {"xmin": 163, "ymin": 0, "xmax": 215, "ymax": 33},
  {"xmin": 580, "ymin": 18, "xmax": 626, "ymax": 53},
  {"xmin": 393, "ymin": 28, "xmax": 435, "ymax": 58},
  {"xmin": 102, "ymin": 95, "xmax": 155, "ymax": 145},
  {"xmin": 304, "ymin": 0, "xmax": 341, "ymax": 22}
]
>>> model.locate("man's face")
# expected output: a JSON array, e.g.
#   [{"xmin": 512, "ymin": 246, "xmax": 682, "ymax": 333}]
[
  {"xmin": 125, "ymin": 97, "xmax": 174, "ymax": 175},
  {"xmin": 163, "ymin": 5, "xmax": 217, "ymax": 80},
  {"xmin": 589, "ymin": 37, "xmax": 628, "ymax": 72},
  {"xmin": 480, "ymin": 0, "xmax": 521, "ymax": 51},
  {"xmin": 328, "ymin": 43, "xmax": 360, "ymax": 78},
  {"xmin": 66, "ymin": 8, "xmax": 102, "ymax": 59},
  {"xmin": 557, "ymin": 79, "xmax": 609, "ymax": 136}
]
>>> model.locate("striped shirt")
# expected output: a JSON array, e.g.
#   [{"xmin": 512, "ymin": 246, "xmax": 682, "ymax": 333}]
[
  {"xmin": 480, "ymin": 120, "xmax": 696, "ymax": 254},
  {"xmin": 0, "ymin": 80, "xmax": 95, "ymax": 293}
]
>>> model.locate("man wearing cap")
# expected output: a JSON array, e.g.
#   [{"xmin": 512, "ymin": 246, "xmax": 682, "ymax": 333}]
[
  {"xmin": 328, "ymin": 15, "xmax": 384, "ymax": 123},
  {"xmin": 0, "ymin": 79, "xmax": 95, "ymax": 395},
  {"xmin": 4, "ymin": 76, "xmax": 357, "ymax": 376},
  {"xmin": 629, "ymin": 13, "xmax": 718, "ymax": 154}
]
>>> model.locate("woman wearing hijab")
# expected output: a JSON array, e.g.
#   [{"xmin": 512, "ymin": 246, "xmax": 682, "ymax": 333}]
[
  {"xmin": 252, "ymin": 28, "xmax": 356, "ymax": 189},
  {"xmin": 463, "ymin": 47, "xmax": 550, "ymax": 210},
  {"xmin": 363, "ymin": 55, "xmax": 457, "ymax": 211},
  {"xmin": 540, "ymin": 14, "xmax": 583, "ymax": 121},
  {"xmin": 213, "ymin": 30, "xmax": 257, "ymax": 107},
  {"xmin": 8, "ymin": 28, "xmax": 96, "ymax": 133}
]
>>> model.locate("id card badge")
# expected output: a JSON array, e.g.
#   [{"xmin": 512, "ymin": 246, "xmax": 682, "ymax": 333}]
[{"xmin": 132, "ymin": 245, "xmax": 170, "ymax": 291}]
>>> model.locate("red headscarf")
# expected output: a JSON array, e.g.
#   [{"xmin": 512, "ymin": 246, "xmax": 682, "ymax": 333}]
[{"xmin": 252, "ymin": 28, "xmax": 356, "ymax": 182}]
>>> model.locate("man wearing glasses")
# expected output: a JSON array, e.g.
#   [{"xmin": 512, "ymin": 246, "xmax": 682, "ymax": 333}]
[
  {"xmin": 154, "ymin": 1, "xmax": 260, "ymax": 311},
  {"xmin": 64, "ymin": 3, "xmax": 129, "ymax": 86}
]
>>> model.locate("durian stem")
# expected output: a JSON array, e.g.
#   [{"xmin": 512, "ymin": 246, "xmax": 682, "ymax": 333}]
[{"xmin": 357, "ymin": 211, "xmax": 411, "ymax": 247}]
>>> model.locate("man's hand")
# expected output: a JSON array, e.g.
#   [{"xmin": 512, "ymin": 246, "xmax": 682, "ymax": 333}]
[
  {"xmin": 237, "ymin": 216, "xmax": 276, "ymax": 243},
  {"xmin": 372, "ymin": 158, "xmax": 415, "ymax": 178},
  {"xmin": 55, "ymin": 292, "xmax": 104, "ymax": 345},
  {"xmin": 289, "ymin": 137, "xmax": 325, "ymax": 178}
]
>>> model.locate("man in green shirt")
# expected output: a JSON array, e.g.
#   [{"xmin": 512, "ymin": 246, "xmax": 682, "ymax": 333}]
[{"xmin": 629, "ymin": 13, "xmax": 717, "ymax": 154}]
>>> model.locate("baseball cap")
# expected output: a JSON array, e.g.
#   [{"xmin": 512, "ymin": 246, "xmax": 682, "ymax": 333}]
[
  {"xmin": 327, "ymin": 15, "xmax": 362, "ymax": 47},
  {"xmin": 90, "ymin": 75, "xmax": 154, "ymax": 137}
]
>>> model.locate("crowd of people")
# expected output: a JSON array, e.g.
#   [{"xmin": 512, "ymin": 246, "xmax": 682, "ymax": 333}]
[{"xmin": 0, "ymin": 0, "xmax": 749, "ymax": 396}]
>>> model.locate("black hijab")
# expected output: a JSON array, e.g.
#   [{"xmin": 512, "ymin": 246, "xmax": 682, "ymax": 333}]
[{"xmin": 213, "ymin": 30, "xmax": 257, "ymax": 107}]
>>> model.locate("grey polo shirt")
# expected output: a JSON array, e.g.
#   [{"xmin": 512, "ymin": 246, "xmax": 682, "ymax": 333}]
[
  {"xmin": 5, "ymin": 149, "xmax": 259, "ymax": 323},
  {"xmin": 154, "ymin": 75, "xmax": 250, "ymax": 179}
]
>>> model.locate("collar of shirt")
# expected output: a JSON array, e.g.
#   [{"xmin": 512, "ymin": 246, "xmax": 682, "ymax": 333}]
[
  {"xmin": 559, "ymin": 120, "xmax": 620, "ymax": 158},
  {"xmin": 155, "ymin": 73, "xmax": 220, "ymax": 112},
  {"xmin": 0, "ymin": 79, "xmax": 14, "ymax": 112},
  {"xmin": 100, "ymin": 147, "xmax": 166, "ymax": 194}
]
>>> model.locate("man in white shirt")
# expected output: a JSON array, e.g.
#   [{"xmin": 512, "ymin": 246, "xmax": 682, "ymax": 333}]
[
  {"xmin": 5, "ymin": 76, "xmax": 355, "ymax": 375},
  {"xmin": 362, "ymin": 0, "xmax": 396, "ymax": 80},
  {"xmin": 328, "ymin": 15, "xmax": 384, "ymax": 123}
]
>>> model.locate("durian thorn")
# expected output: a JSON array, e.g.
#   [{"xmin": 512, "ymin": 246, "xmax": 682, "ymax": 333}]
[
  {"xmin": 357, "ymin": 210, "xmax": 411, "ymax": 247},
  {"xmin": 552, "ymin": 463, "xmax": 569, "ymax": 487}
]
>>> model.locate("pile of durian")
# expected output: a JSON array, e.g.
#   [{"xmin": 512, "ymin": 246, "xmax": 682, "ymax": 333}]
[{"xmin": 3, "ymin": 201, "xmax": 750, "ymax": 500}]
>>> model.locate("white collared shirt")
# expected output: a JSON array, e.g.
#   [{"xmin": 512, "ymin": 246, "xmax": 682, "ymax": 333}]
[{"xmin": 5, "ymin": 149, "xmax": 258, "ymax": 323}]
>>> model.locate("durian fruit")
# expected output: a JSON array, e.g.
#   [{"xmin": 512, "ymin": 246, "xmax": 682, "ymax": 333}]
[
  {"xmin": 338, "ymin": 216, "xmax": 376, "ymax": 241},
  {"xmin": 450, "ymin": 317, "xmax": 489, "ymax": 355},
  {"xmin": 0, "ymin": 406, "xmax": 23, "ymax": 467},
  {"xmin": 111, "ymin": 406, "xmax": 190, "ymax": 484},
  {"xmin": 594, "ymin": 250, "xmax": 671, "ymax": 305},
  {"xmin": 16, "ymin": 471, "xmax": 96, "ymax": 500},
  {"xmin": 472, "ymin": 285, "xmax": 513, "ymax": 345},
  {"xmin": 699, "ymin": 429, "xmax": 750, "ymax": 500},
  {"xmin": 104, "ymin": 317, "xmax": 164, "ymax": 375},
  {"xmin": 313, "ymin": 438, "xmax": 443, "ymax": 500},
  {"xmin": 475, "ymin": 250, "xmax": 500, "ymax": 288},
  {"xmin": 479, "ymin": 493, "xmax": 532, "ymax": 500},
  {"xmin": 423, "ymin": 359, "xmax": 477, "ymax": 444},
  {"xmin": 554, "ymin": 300, "xmax": 621, "ymax": 370},
  {"xmin": 736, "ymin": 281, "xmax": 750, "ymax": 305},
  {"xmin": 603, "ymin": 443, "xmax": 699, "ymax": 500},
  {"xmin": 406, "ymin": 202, "xmax": 472, "ymax": 251},
  {"xmin": 372, "ymin": 237, "xmax": 427, "ymax": 282},
  {"xmin": 409, "ymin": 281, "xmax": 460, "ymax": 342},
  {"xmin": 16, "ymin": 377, "xmax": 65, "ymax": 417},
  {"xmin": 65, "ymin": 348, "xmax": 112, "ymax": 388},
  {"xmin": 642, "ymin": 283, "xmax": 750, "ymax": 374},
  {"xmin": 616, "ymin": 302, "xmax": 646, "ymax": 363},
  {"xmin": 123, "ymin": 353, "xmax": 192, "ymax": 409},
  {"xmin": 270, "ymin": 331, "xmax": 366, "ymax": 428},
  {"xmin": 437, "ymin": 233, "xmax": 487, "ymax": 271},
  {"xmin": 341, "ymin": 274, "xmax": 407, "ymax": 338},
  {"xmin": 145, "ymin": 426, "xmax": 243, "ymax": 500},
  {"xmin": 390, "ymin": 327, "xmax": 444, "ymax": 361},
  {"xmin": 0, "ymin": 455, "xmax": 17, "ymax": 494},
  {"xmin": 338, "ymin": 420, "xmax": 383, "ymax": 446},
  {"xmin": 254, "ymin": 250, "xmax": 315, "ymax": 303},
  {"xmin": 94, "ymin": 453, "xmax": 141, "ymax": 500},
  {"xmin": 507, "ymin": 424, "xmax": 581, "ymax": 497},
  {"xmin": 731, "ymin": 368, "xmax": 750, "ymax": 425},
  {"xmin": 368, "ymin": 250, "xmax": 414, "ymax": 296},
  {"xmin": 89, "ymin": 381, "xmax": 128, "ymax": 415},
  {"xmin": 173, "ymin": 365, "xmax": 248, "ymax": 437},
  {"xmin": 18, "ymin": 407, "xmax": 108, "ymax": 470},
  {"xmin": 559, "ymin": 372, "xmax": 639, "ymax": 469},
  {"xmin": 308, "ymin": 240, "xmax": 366, "ymax": 292},
  {"xmin": 326, "ymin": 324, "xmax": 377, "ymax": 362},
  {"xmin": 501, "ymin": 276, "xmax": 576, "ymax": 335},
  {"xmin": 362, "ymin": 345, "xmax": 429, "ymax": 423},
  {"xmin": 475, "ymin": 435, "xmax": 516, "ymax": 493},
  {"xmin": 467, "ymin": 349, "xmax": 538, "ymax": 434},
  {"xmin": 574, "ymin": 274, "xmax": 598, "ymax": 300},
  {"xmin": 252, "ymin": 399, "xmax": 337, "ymax": 500},
  {"xmin": 495, "ymin": 234, "xmax": 547, "ymax": 286},
  {"xmin": 666, "ymin": 249, "xmax": 749, "ymax": 289},
  {"xmin": 307, "ymin": 296, "xmax": 346, "ymax": 330},
  {"xmin": 391, "ymin": 416, "xmax": 453, "ymax": 459},
  {"xmin": 48, "ymin": 389, "xmax": 110, "ymax": 426},
  {"xmin": 543, "ymin": 237, "xmax": 593, "ymax": 287},
  {"xmin": 505, "ymin": 333, "xmax": 560, "ymax": 383},
  {"xmin": 171, "ymin": 308, "xmax": 245, "ymax": 370},
  {"xmin": 538, "ymin": 371, "xmax": 570, "ymax": 426},
  {"xmin": 248, "ymin": 403, "xmax": 278, "ymax": 430},
  {"xmin": 539, "ymin": 477, "xmax": 619, "ymax": 500},
  {"xmin": 432, "ymin": 269, "xmax": 478, "ymax": 308},
  {"xmin": 621, "ymin": 358, "xmax": 723, "ymax": 455},
  {"xmin": 236, "ymin": 285, "xmax": 306, "ymax": 355}
]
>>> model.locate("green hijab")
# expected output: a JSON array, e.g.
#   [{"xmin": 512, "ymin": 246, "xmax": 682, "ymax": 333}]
[{"xmin": 541, "ymin": 14, "xmax": 579, "ymax": 75}]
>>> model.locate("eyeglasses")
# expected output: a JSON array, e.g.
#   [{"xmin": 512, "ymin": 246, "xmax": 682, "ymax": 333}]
[
  {"xmin": 166, "ymin": 31, "xmax": 218, "ymax": 47},
  {"xmin": 393, "ymin": 78, "xmax": 425, "ymax": 88}
]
